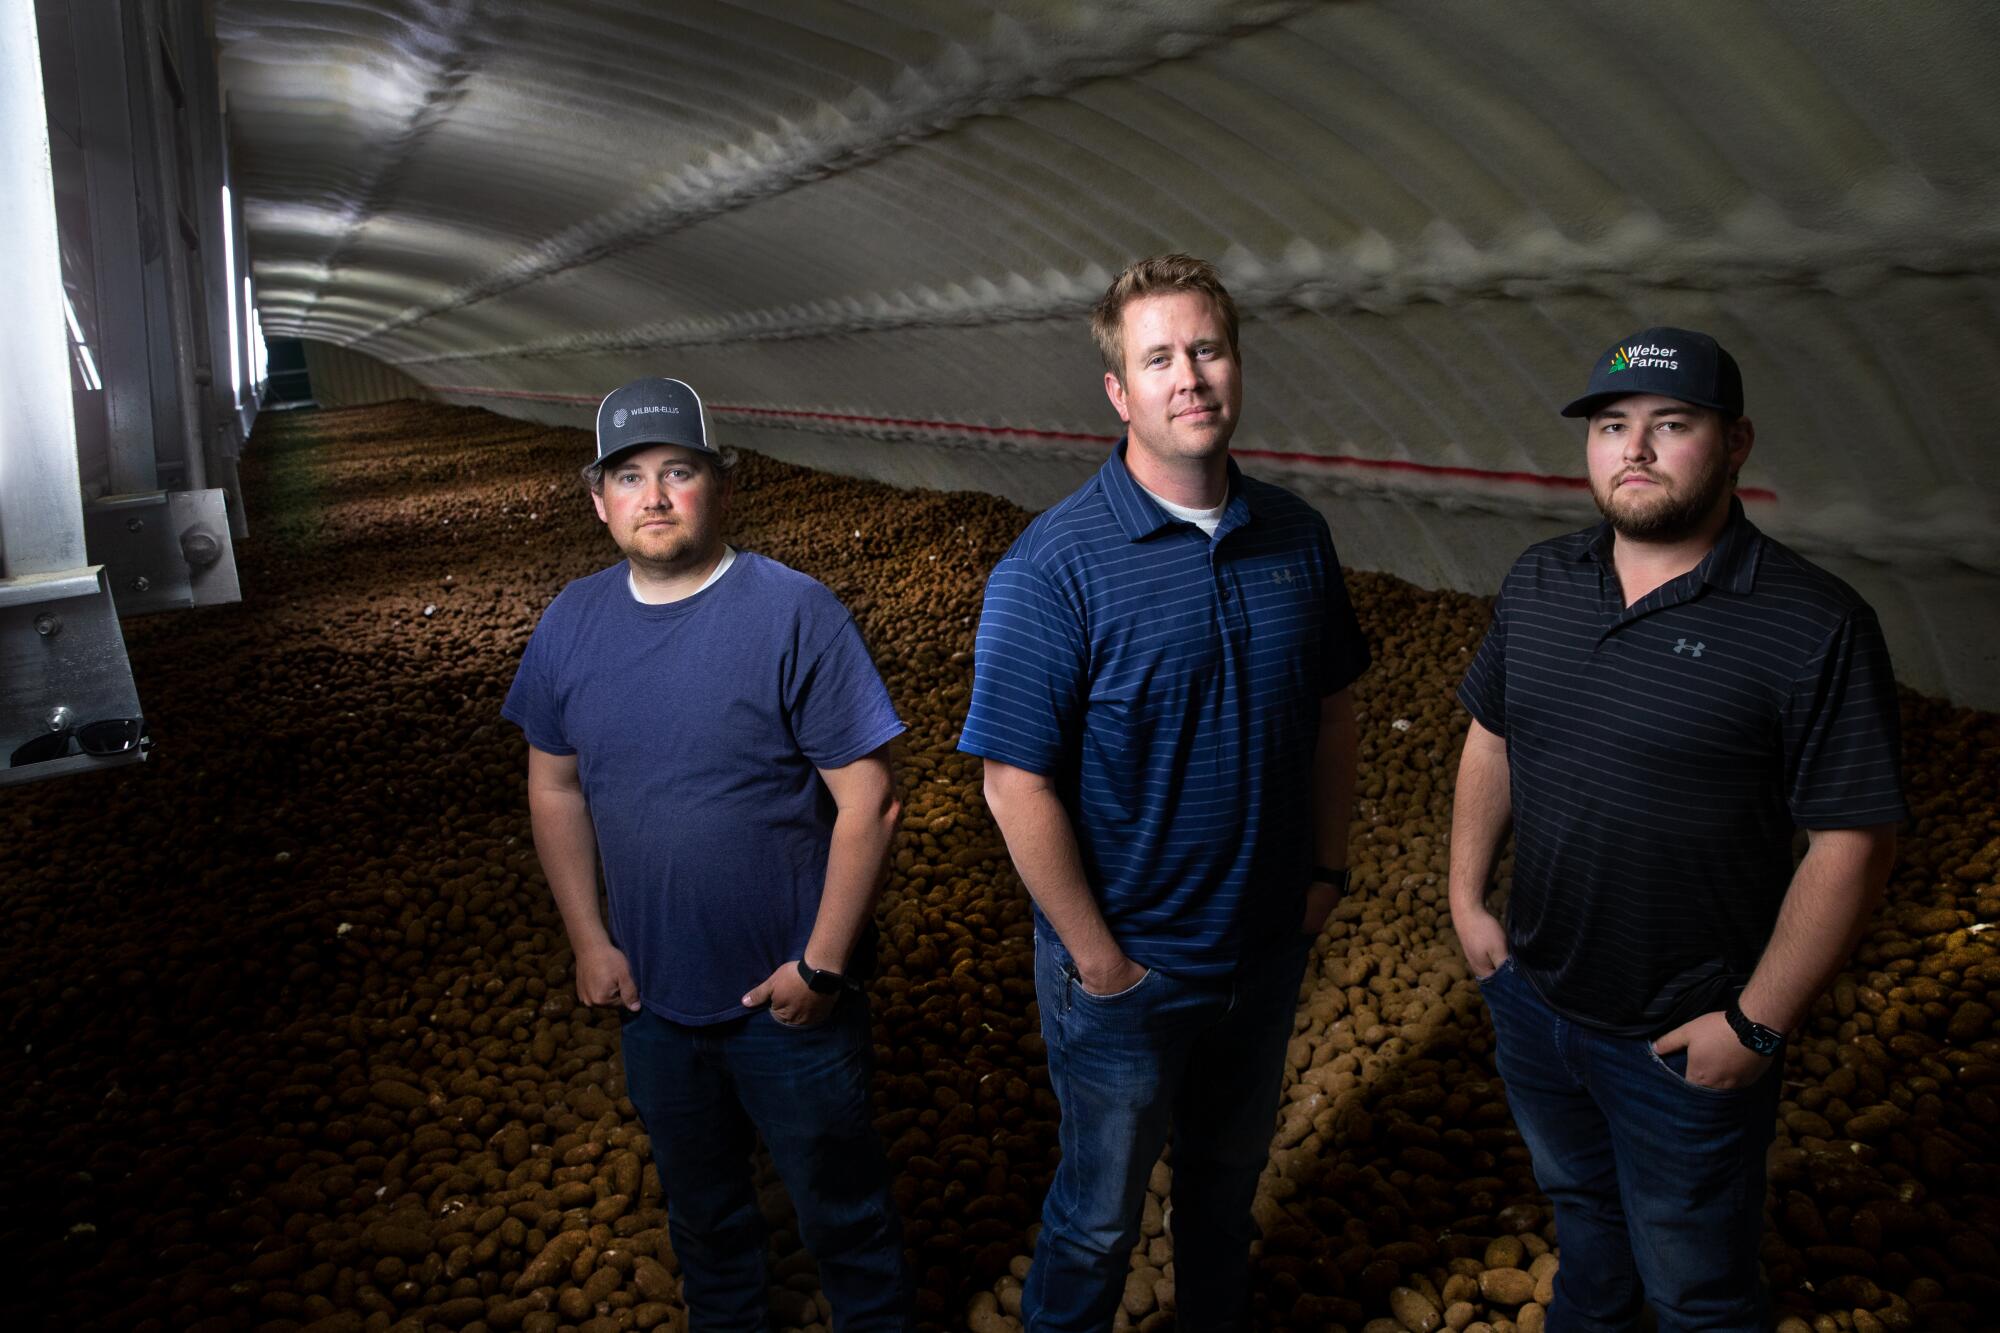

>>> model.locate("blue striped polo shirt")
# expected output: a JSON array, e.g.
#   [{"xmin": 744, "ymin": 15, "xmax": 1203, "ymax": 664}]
[
  {"xmin": 1458, "ymin": 498, "xmax": 1907, "ymax": 1036},
  {"xmin": 959, "ymin": 442, "xmax": 1370, "ymax": 976}
]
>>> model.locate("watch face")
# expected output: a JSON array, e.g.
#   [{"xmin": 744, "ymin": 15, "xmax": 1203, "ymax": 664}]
[
  {"xmin": 1730, "ymin": 1006, "xmax": 1781, "ymax": 1056},
  {"xmin": 797, "ymin": 960, "xmax": 842, "ymax": 994}
]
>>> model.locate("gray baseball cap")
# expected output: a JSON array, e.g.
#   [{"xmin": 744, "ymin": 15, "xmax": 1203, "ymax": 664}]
[{"xmin": 594, "ymin": 377, "xmax": 716, "ymax": 464}]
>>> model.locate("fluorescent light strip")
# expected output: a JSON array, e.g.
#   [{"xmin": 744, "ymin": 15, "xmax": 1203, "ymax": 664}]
[
  {"xmin": 61, "ymin": 291, "xmax": 101, "ymax": 391},
  {"xmin": 223, "ymin": 185, "xmax": 243, "ymax": 403},
  {"xmin": 246, "ymin": 283, "xmax": 268, "ymax": 384}
]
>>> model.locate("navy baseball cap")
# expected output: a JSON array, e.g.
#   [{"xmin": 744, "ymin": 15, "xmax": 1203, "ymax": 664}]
[
  {"xmin": 1560, "ymin": 327, "xmax": 1744, "ymax": 419},
  {"xmin": 594, "ymin": 377, "xmax": 716, "ymax": 464}
]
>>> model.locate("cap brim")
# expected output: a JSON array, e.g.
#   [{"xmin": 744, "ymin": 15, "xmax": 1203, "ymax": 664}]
[
  {"xmin": 596, "ymin": 432, "xmax": 719, "ymax": 464},
  {"xmin": 1560, "ymin": 390, "xmax": 1736, "ymax": 419}
]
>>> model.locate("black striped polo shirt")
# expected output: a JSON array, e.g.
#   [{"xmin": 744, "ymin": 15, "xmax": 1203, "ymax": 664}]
[{"xmin": 1458, "ymin": 499, "xmax": 1907, "ymax": 1036}]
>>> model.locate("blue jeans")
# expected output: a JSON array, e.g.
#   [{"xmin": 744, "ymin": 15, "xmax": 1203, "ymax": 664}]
[
  {"xmin": 1478, "ymin": 958, "xmax": 1781, "ymax": 1333},
  {"xmin": 1023, "ymin": 929, "xmax": 1314, "ymax": 1333},
  {"xmin": 619, "ymin": 995, "xmax": 912, "ymax": 1332}
]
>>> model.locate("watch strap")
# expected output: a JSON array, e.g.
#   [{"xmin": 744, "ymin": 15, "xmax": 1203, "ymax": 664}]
[
  {"xmin": 1725, "ymin": 1001, "xmax": 1783, "ymax": 1056},
  {"xmin": 795, "ymin": 958, "xmax": 848, "ymax": 995},
  {"xmin": 1311, "ymin": 864, "xmax": 1352, "ymax": 893}
]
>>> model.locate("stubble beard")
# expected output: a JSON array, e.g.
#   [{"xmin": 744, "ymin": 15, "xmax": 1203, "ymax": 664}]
[
  {"xmin": 617, "ymin": 519, "xmax": 718, "ymax": 581},
  {"xmin": 1134, "ymin": 409, "xmax": 1234, "ymax": 467}
]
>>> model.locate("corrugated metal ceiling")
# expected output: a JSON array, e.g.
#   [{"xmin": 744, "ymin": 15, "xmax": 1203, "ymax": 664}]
[{"xmin": 214, "ymin": 0, "xmax": 2000, "ymax": 702}]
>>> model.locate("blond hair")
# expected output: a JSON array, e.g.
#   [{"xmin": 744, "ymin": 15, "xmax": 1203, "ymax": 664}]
[{"xmin": 1090, "ymin": 253, "xmax": 1240, "ymax": 379}]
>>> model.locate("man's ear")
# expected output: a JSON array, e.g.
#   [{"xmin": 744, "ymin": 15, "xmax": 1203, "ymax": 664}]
[
  {"xmin": 1104, "ymin": 370, "xmax": 1131, "ymax": 424},
  {"xmin": 591, "ymin": 488, "xmax": 610, "ymax": 524},
  {"xmin": 1727, "ymin": 416, "xmax": 1755, "ymax": 481}
]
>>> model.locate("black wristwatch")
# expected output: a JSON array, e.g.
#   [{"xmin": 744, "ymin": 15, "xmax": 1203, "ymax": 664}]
[
  {"xmin": 1725, "ymin": 1001, "xmax": 1783, "ymax": 1057},
  {"xmin": 796, "ymin": 958, "xmax": 850, "ymax": 995},
  {"xmin": 1311, "ymin": 865, "xmax": 1352, "ymax": 894}
]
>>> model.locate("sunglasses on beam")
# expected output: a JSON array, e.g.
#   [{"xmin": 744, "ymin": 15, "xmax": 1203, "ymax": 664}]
[{"xmin": 8, "ymin": 718, "xmax": 151, "ymax": 768}]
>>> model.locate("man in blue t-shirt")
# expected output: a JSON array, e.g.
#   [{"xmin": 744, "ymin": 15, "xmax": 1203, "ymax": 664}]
[
  {"xmin": 503, "ymin": 377, "xmax": 913, "ymax": 1330},
  {"xmin": 1449, "ymin": 329, "xmax": 1904, "ymax": 1330},
  {"xmin": 959, "ymin": 255, "xmax": 1370, "ymax": 1332}
]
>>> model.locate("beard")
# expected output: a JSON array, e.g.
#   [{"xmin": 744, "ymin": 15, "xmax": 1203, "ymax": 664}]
[
  {"xmin": 615, "ymin": 517, "xmax": 717, "ymax": 578},
  {"xmin": 1593, "ymin": 450, "xmax": 1734, "ymax": 542}
]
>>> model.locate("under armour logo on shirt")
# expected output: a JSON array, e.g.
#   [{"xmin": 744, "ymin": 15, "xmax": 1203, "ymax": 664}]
[
  {"xmin": 1272, "ymin": 569, "xmax": 1297, "ymax": 586},
  {"xmin": 1673, "ymin": 638, "xmax": 1706, "ymax": 658}
]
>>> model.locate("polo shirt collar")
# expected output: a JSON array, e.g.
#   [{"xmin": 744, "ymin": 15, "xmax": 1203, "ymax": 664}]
[
  {"xmin": 1573, "ymin": 495, "xmax": 1763, "ymax": 594},
  {"xmin": 1101, "ymin": 437, "xmax": 1254, "ymax": 542},
  {"xmin": 1702, "ymin": 497, "xmax": 1763, "ymax": 594}
]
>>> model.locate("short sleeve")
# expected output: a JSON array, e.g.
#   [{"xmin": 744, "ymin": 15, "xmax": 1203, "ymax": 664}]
[
  {"xmin": 1782, "ymin": 609, "xmax": 1908, "ymax": 828},
  {"xmin": 787, "ymin": 612, "xmax": 906, "ymax": 770},
  {"xmin": 1457, "ymin": 583, "xmax": 1510, "ymax": 738},
  {"xmin": 957, "ymin": 557, "xmax": 1088, "ymax": 776},
  {"xmin": 500, "ymin": 614, "xmax": 575, "ymax": 756},
  {"xmin": 1318, "ymin": 527, "xmax": 1371, "ymax": 695}
]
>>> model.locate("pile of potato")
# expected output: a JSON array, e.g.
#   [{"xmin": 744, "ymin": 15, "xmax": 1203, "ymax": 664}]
[{"xmin": 0, "ymin": 400, "xmax": 1992, "ymax": 1333}]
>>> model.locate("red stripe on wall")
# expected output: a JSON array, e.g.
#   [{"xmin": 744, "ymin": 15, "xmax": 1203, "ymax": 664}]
[
  {"xmin": 428, "ymin": 385, "xmax": 1778, "ymax": 503},
  {"xmin": 719, "ymin": 403, "xmax": 1115, "ymax": 446}
]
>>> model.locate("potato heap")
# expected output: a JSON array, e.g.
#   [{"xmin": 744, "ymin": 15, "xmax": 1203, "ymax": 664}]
[{"xmin": 0, "ymin": 400, "xmax": 1992, "ymax": 1333}]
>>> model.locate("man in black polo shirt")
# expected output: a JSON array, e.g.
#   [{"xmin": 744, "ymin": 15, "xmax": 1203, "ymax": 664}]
[{"xmin": 1448, "ymin": 327, "xmax": 1905, "ymax": 1331}]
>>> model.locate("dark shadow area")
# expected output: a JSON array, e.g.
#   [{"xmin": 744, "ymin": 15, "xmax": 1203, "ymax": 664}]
[{"xmin": 262, "ymin": 337, "xmax": 313, "ymax": 408}]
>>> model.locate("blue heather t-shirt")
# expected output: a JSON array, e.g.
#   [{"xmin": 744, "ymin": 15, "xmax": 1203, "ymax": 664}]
[
  {"xmin": 502, "ymin": 551, "xmax": 904, "ymax": 1024},
  {"xmin": 958, "ymin": 444, "xmax": 1371, "ymax": 976}
]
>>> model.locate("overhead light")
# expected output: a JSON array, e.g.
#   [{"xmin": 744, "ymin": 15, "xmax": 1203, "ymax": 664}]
[
  {"xmin": 223, "ymin": 184, "xmax": 243, "ymax": 403},
  {"xmin": 61, "ymin": 290, "xmax": 101, "ymax": 392}
]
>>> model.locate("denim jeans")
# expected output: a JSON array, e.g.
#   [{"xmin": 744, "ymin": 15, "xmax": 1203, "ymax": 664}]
[
  {"xmin": 1478, "ymin": 957, "xmax": 1782, "ymax": 1333},
  {"xmin": 1023, "ymin": 928, "xmax": 1314, "ymax": 1333},
  {"xmin": 619, "ymin": 995, "xmax": 913, "ymax": 1332}
]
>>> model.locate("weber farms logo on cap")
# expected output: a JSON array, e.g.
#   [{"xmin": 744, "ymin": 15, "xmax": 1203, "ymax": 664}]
[
  {"xmin": 1559, "ymin": 327, "xmax": 1742, "ymax": 418},
  {"xmin": 1609, "ymin": 342, "xmax": 1679, "ymax": 374}
]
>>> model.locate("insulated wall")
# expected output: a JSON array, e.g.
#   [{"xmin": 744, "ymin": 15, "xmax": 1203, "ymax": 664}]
[
  {"xmin": 300, "ymin": 340, "xmax": 433, "ymax": 409},
  {"xmin": 215, "ymin": 0, "xmax": 2000, "ymax": 705}
]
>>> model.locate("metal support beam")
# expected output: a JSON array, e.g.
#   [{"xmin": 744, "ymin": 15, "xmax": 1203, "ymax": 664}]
[
  {"xmin": 0, "ymin": 570, "xmax": 147, "ymax": 788},
  {"xmin": 84, "ymin": 488, "xmax": 241, "ymax": 615},
  {"xmin": 228, "ymin": 167, "xmax": 258, "ymax": 540},
  {"xmin": 1, "ymin": 0, "xmax": 86, "ymax": 578},
  {"xmin": 187, "ymin": 0, "xmax": 240, "ymax": 518},
  {"xmin": 70, "ymin": 0, "xmax": 162, "ymax": 495},
  {"xmin": 129, "ymin": 0, "xmax": 205, "ymax": 493},
  {"xmin": 2, "ymin": 1, "xmax": 145, "ymax": 788}
]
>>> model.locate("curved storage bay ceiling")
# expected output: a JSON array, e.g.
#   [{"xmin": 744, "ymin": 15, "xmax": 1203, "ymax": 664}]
[{"xmin": 215, "ymin": 0, "xmax": 2000, "ymax": 706}]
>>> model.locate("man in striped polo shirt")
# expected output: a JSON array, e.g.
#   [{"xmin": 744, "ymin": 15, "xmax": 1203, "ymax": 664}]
[
  {"xmin": 1450, "ymin": 327, "xmax": 1905, "ymax": 1331},
  {"xmin": 960, "ymin": 254, "xmax": 1370, "ymax": 1332}
]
